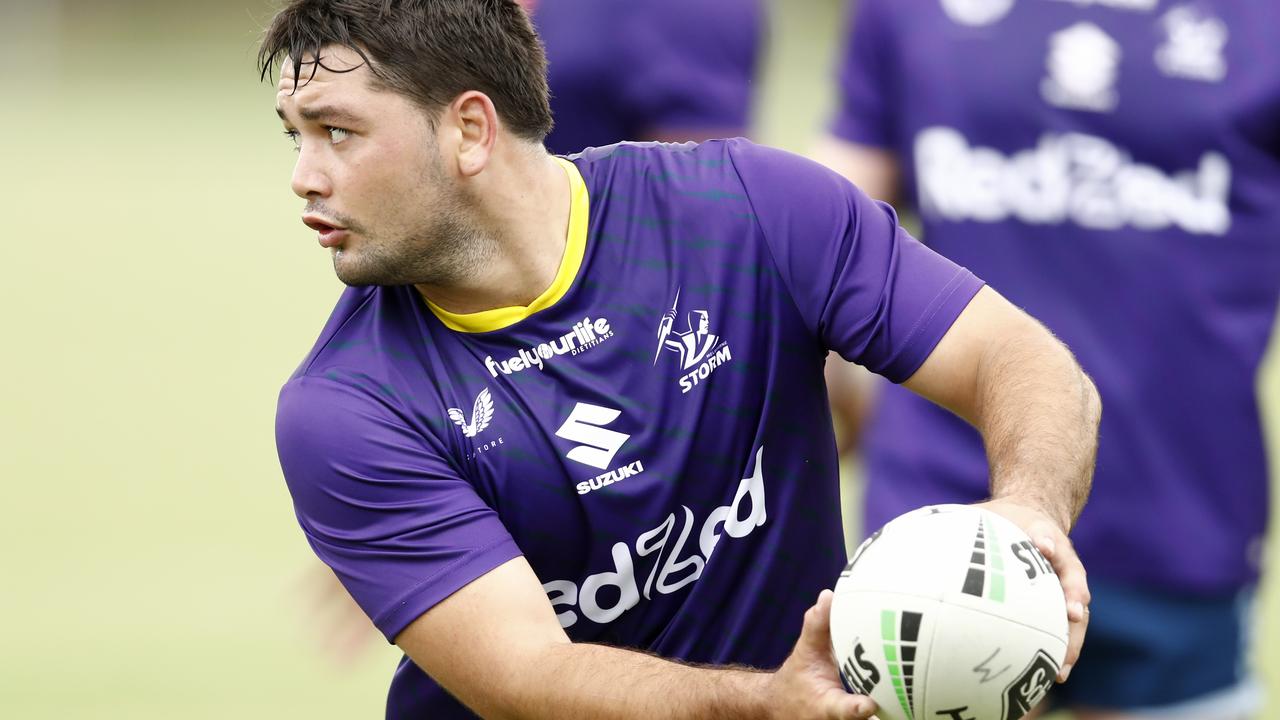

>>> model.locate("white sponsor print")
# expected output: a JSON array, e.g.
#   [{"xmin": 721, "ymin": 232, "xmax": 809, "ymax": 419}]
[
  {"xmin": 1156, "ymin": 5, "xmax": 1228, "ymax": 83},
  {"xmin": 1047, "ymin": 0, "xmax": 1157, "ymax": 11},
  {"xmin": 557, "ymin": 402, "xmax": 630, "ymax": 470},
  {"xmin": 447, "ymin": 387, "xmax": 495, "ymax": 438},
  {"xmin": 484, "ymin": 316, "xmax": 613, "ymax": 378},
  {"xmin": 1041, "ymin": 23, "xmax": 1122, "ymax": 112},
  {"xmin": 939, "ymin": 0, "xmax": 1014, "ymax": 27},
  {"xmin": 556, "ymin": 402, "xmax": 646, "ymax": 496},
  {"xmin": 543, "ymin": 446, "xmax": 769, "ymax": 628},
  {"xmin": 655, "ymin": 289, "xmax": 733, "ymax": 394},
  {"xmin": 915, "ymin": 127, "xmax": 1232, "ymax": 235}
]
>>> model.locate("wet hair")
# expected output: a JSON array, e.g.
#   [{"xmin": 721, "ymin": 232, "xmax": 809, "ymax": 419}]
[{"xmin": 259, "ymin": 0, "xmax": 553, "ymax": 141}]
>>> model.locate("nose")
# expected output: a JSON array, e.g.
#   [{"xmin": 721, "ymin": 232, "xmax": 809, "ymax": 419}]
[{"xmin": 290, "ymin": 146, "xmax": 332, "ymax": 200}]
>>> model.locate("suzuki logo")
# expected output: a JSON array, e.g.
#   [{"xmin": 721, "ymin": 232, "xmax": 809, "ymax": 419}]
[{"xmin": 556, "ymin": 403, "xmax": 630, "ymax": 470}]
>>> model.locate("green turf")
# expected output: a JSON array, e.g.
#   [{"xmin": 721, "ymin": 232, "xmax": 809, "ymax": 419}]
[{"xmin": 1, "ymin": 1, "xmax": 1274, "ymax": 717}]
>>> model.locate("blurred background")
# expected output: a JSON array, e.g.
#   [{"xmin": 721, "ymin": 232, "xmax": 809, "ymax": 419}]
[{"xmin": 1, "ymin": 0, "xmax": 1276, "ymax": 717}]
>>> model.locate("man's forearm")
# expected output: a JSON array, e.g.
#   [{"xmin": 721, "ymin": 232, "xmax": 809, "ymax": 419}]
[
  {"xmin": 473, "ymin": 641, "xmax": 771, "ymax": 720},
  {"xmin": 975, "ymin": 319, "xmax": 1101, "ymax": 531}
]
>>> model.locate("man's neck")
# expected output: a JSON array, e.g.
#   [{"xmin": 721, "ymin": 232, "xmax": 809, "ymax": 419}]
[{"xmin": 416, "ymin": 147, "xmax": 571, "ymax": 315}]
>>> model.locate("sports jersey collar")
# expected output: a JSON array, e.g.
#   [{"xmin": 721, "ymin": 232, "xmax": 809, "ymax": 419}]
[{"xmin": 425, "ymin": 157, "xmax": 588, "ymax": 333}]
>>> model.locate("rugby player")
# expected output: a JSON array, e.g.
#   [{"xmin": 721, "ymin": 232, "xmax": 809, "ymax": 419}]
[{"xmin": 263, "ymin": 2, "xmax": 1100, "ymax": 717}]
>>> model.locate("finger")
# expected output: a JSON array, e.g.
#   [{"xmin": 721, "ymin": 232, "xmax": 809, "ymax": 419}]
[
  {"xmin": 1037, "ymin": 535, "xmax": 1091, "ymax": 681},
  {"xmin": 822, "ymin": 690, "xmax": 877, "ymax": 720},
  {"xmin": 799, "ymin": 590, "xmax": 835, "ymax": 656},
  {"xmin": 1060, "ymin": 603, "xmax": 1089, "ymax": 683}
]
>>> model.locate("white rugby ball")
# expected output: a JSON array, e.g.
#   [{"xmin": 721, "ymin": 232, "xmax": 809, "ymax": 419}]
[{"xmin": 830, "ymin": 505, "xmax": 1068, "ymax": 720}]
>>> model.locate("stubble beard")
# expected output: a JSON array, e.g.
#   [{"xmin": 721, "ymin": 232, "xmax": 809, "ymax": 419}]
[{"xmin": 332, "ymin": 156, "xmax": 493, "ymax": 288}]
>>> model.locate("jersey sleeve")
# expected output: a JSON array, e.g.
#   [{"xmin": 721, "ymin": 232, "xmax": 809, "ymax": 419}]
[
  {"xmin": 830, "ymin": 0, "xmax": 897, "ymax": 148},
  {"xmin": 623, "ymin": 0, "xmax": 762, "ymax": 134},
  {"xmin": 727, "ymin": 140, "xmax": 984, "ymax": 383},
  {"xmin": 275, "ymin": 374, "xmax": 521, "ymax": 642}
]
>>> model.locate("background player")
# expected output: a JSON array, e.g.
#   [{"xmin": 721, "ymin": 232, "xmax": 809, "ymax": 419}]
[
  {"xmin": 521, "ymin": 0, "xmax": 762, "ymax": 154},
  {"xmin": 263, "ymin": 1, "xmax": 1098, "ymax": 717},
  {"xmin": 818, "ymin": 1, "xmax": 1280, "ymax": 717}
]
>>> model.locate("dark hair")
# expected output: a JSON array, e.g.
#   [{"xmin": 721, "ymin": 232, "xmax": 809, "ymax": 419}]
[{"xmin": 259, "ymin": 0, "xmax": 553, "ymax": 141}]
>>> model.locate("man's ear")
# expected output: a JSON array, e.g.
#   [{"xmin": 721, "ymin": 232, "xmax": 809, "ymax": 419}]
[{"xmin": 447, "ymin": 91, "xmax": 499, "ymax": 177}]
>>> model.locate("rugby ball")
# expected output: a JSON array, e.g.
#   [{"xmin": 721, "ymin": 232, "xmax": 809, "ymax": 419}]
[{"xmin": 830, "ymin": 505, "xmax": 1068, "ymax": 720}]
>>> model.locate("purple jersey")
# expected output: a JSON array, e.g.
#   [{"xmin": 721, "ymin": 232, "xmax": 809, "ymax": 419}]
[
  {"xmin": 833, "ymin": 0, "xmax": 1280, "ymax": 594},
  {"xmin": 531, "ymin": 0, "xmax": 762, "ymax": 155},
  {"xmin": 276, "ymin": 140, "xmax": 982, "ymax": 718}
]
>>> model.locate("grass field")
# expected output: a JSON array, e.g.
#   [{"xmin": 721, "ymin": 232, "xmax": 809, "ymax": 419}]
[{"xmin": 1, "ymin": 1, "xmax": 1275, "ymax": 717}]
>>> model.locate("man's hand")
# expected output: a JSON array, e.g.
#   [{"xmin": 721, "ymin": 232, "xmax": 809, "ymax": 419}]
[
  {"xmin": 978, "ymin": 498, "xmax": 1091, "ymax": 683},
  {"xmin": 767, "ymin": 589, "xmax": 878, "ymax": 720}
]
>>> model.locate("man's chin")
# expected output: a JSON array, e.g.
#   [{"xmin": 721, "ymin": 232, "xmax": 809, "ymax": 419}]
[{"xmin": 332, "ymin": 251, "xmax": 406, "ymax": 287}]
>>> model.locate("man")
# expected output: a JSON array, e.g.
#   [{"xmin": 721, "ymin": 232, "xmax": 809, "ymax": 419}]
[
  {"xmin": 819, "ymin": 1, "xmax": 1280, "ymax": 718},
  {"xmin": 521, "ymin": 0, "xmax": 763, "ymax": 155},
  {"xmin": 300, "ymin": 0, "xmax": 764, "ymax": 654},
  {"xmin": 263, "ymin": 2, "xmax": 1098, "ymax": 718}
]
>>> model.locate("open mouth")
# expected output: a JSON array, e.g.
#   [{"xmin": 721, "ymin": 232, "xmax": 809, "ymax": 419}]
[
  {"xmin": 303, "ymin": 216, "xmax": 343, "ymax": 233},
  {"xmin": 302, "ymin": 215, "xmax": 350, "ymax": 247}
]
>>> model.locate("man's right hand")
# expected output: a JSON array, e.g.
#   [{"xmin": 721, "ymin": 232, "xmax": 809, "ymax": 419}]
[{"xmin": 766, "ymin": 589, "xmax": 878, "ymax": 720}]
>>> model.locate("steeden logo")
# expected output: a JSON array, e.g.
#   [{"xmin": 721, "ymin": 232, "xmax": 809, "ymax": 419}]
[
  {"xmin": 654, "ymin": 289, "xmax": 733, "ymax": 394},
  {"xmin": 447, "ymin": 388, "xmax": 494, "ymax": 438}
]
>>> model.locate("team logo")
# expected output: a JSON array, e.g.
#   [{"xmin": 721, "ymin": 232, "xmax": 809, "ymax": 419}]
[
  {"xmin": 654, "ymin": 289, "xmax": 733, "ymax": 394},
  {"xmin": 1041, "ymin": 22, "xmax": 1121, "ymax": 112},
  {"xmin": 447, "ymin": 388, "xmax": 494, "ymax": 438},
  {"xmin": 939, "ymin": 0, "xmax": 1013, "ymax": 27},
  {"xmin": 485, "ymin": 316, "xmax": 614, "ymax": 378},
  {"xmin": 1002, "ymin": 650, "xmax": 1058, "ymax": 720},
  {"xmin": 555, "ymin": 402, "xmax": 645, "ymax": 495},
  {"xmin": 1156, "ymin": 5, "xmax": 1228, "ymax": 83}
]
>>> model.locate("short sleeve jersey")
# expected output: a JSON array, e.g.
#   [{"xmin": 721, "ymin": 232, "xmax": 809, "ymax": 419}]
[
  {"xmin": 276, "ymin": 140, "xmax": 983, "ymax": 718},
  {"xmin": 833, "ymin": 0, "xmax": 1280, "ymax": 593},
  {"xmin": 530, "ymin": 0, "xmax": 763, "ymax": 155}
]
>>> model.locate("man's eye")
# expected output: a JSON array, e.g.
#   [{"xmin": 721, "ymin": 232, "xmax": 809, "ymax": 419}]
[
  {"xmin": 283, "ymin": 129, "xmax": 301, "ymax": 151},
  {"xmin": 328, "ymin": 127, "xmax": 351, "ymax": 144}
]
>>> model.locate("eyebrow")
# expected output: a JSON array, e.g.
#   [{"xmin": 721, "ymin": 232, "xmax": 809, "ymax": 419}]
[{"xmin": 275, "ymin": 105, "xmax": 363, "ymax": 125}]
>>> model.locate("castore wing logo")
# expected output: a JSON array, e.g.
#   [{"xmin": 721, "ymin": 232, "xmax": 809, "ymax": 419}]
[{"xmin": 448, "ymin": 388, "xmax": 495, "ymax": 438}]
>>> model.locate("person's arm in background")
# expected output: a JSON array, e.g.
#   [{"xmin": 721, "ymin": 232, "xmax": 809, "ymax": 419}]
[{"xmin": 812, "ymin": 0, "xmax": 907, "ymax": 456}]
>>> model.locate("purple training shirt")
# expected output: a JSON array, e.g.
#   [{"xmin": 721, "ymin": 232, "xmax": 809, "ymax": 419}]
[
  {"xmin": 833, "ymin": 0, "xmax": 1280, "ymax": 594},
  {"xmin": 276, "ymin": 140, "xmax": 982, "ymax": 718},
  {"xmin": 531, "ymin": 0, "xmax": 763, "ymax": 155}
]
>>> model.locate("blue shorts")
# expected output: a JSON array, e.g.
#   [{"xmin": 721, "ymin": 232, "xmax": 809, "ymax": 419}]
[{"xmin": 1050, "ymin": 578, "xmax": 1262, "ymax": 716}]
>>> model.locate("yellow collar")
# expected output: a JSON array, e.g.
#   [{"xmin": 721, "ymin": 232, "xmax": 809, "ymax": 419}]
[{"xmin": 425, "ymin": 157, "xmax": 589, "ymax": 333}]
